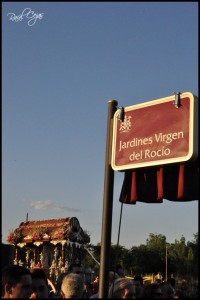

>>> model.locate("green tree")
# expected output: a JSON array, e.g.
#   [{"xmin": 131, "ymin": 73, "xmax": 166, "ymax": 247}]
[
  {"xmin": 110, "ymin": 244, "xmax": 128, "ymax": 272},
  {"xmin": 168, "ymin": 235, "xmax": 187, "ymax": 275},
  {"xmin": 145, "ymin": 233, "xmax": 167, "ymax": 274},
  {"xmin": 186, "ymin": 232, "xmax": 198, "ymax": 277},
  {"xmin": 82, "ymin": 243, "xmax": 100, "ymax": 275},
  {"xmin": 146, "ymin": 233, "xmax": 166, "ymax": 253},
  {"xmin": 83, "ymin": 232, "xmax": 198, "ymax": 284},
  {"xmin": 127, "ymin": 244, "xmax": 156, "ymax": 275}
]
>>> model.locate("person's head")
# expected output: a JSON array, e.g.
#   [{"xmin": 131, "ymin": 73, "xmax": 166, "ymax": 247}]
[
  {"xmin": 61, "ymin": 273, "xmax": 85, "ymax": 298},
  {"xmin": 167, "ymin": 278, "xmax": 176, "ymax": 288},
  {"xmin": 108, "ymin": 277, "xmax": 136, "ymax": 298},
  {"xmin": 139, "ymin": 283, "xmax": 163, "ymax": 298},
  {"xmin": 160, "ymin": 281, "xmax": 175, "ymax": 298},
  {"xmin": 68, "ymin": 263, "xmax": 83, "ymax": 275},
  {"xmin": 29, "ymin": 268, "xmax": 49, "ymax": 298},
  {"xmin": 133, "ymin": 275, "xmax": 143, "ymax": 297},
  {"xmin": 109, "ymin": 271, "xmax": 119, "ymax": 285},
  {"xmin": 115, "ymin": 264, "xmax": 125, "ymax": 277},
  {"xmin": 94, "ymin": 274, "xmax": 99, "ymax": 282},
  {"xmin": 2, "ymin": 265, "xmax": 32, "ymax": 298},
  {"xmin": 155, "ymin": 279, "xmax": 162, "ymax": 284},
  {"xmin": 133, "ymin": 275, "xmax": 143, "ymax": 286}
]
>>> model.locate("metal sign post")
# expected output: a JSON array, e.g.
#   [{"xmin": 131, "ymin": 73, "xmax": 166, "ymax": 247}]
[{"xmin": 99, "ymin": 100, "xmax": 118, "ymax": 298}]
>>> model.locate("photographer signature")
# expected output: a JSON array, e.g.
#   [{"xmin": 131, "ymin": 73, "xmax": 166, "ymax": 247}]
[{"xmin": 7, "ymin": 8, "xmax": 44, "ymax": 26}]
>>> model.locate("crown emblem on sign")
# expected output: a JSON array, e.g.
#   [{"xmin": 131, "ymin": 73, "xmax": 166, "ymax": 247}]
[{"xmin": 119, "ymin": 116, "xmax": 132, "ymax": 132}]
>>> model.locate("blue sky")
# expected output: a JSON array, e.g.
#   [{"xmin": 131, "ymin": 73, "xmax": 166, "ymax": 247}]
[{"xmin": 2, "ymin": 2, "xmax": 198, "ymax": 249}]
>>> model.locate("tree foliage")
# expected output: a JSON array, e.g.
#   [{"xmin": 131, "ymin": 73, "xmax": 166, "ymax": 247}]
[{"xmin": 83, "ymin": 232, "xmax": 198, "ymax": 279}]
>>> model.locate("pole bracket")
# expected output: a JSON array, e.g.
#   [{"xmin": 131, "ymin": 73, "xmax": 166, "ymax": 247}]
[
  {"xmin": 117, "ymin": 106, "xmax": 125, "ymax": 122},
  {"xmin": 173, "ymin": 92, "xmax": 181, "ymax": 108}
]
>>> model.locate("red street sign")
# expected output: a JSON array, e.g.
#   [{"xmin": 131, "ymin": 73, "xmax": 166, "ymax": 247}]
[{"xmin": 111, "ymin": 92, "xmax": 198, "ymax": 171}]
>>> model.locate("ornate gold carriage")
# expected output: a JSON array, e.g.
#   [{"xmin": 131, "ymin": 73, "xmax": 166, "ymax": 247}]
[{"xmin": 6, "ymin": 217, "xmax": 90, "ymax": 282}]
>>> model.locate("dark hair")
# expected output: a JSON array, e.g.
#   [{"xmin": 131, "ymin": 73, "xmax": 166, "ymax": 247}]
[
  {"xmin": 2, "ymin": 265, "xmax": 31, "ymax": 296},
  {"xmin": 167, "ymin": 277, "xmax": 176, "ymax": 287},
  {"xmin": 133, "ymin": 275, "xmax": 143, "ymax": 285},
  {"xmin": 115, "ymin": 264, "xmax": 124, "ymax": 277},
  {"xmin": 68, "ymin": 263, "xmax": 82, "ymax": 272},
  {"xmin": 139, "ymin": 283, "xmax": 162, "ymax": 298},
  {"xmin": 30, "ymin": 268, "xmax": 48, "ymax": 287}
]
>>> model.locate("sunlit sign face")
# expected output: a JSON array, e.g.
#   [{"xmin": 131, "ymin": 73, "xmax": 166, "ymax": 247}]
[{"xmin": 111, "ymin": 92, "xmax": 198, "ymax": 171}]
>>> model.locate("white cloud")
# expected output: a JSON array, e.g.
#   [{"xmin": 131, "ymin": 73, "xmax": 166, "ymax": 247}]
[
  {"xmin": 29, "ymin": 200, "xmax": 81, "ymax": 212},
  {"xmin": 30, "ymin": 200, "xmax": 52, "ymax": 210}
]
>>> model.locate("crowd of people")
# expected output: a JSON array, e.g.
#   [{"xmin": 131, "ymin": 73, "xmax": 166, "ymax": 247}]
[{"xmin": 1, "ymin": 263, "xmax": 196, "ymax": 298}]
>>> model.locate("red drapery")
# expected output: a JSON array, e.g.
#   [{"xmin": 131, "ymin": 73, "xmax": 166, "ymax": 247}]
[{"xmin": 119, "ymin": 161, "xmax": 199, "ymax": 204}]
